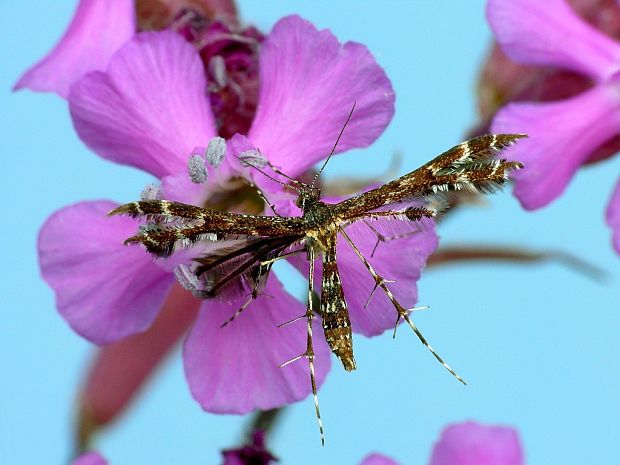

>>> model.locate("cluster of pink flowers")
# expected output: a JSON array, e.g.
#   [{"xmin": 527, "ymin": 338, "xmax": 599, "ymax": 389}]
[
  {"xmin": 16, "ymin": 0, "xmax": 541, "ymax": 463},
  {"xmin": 18, "ymin": 0, "xmax": 435, "ymax": 423}
]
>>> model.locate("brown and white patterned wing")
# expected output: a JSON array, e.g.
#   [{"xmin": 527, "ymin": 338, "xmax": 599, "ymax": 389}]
[
  {"xmin": 109, "ymin": 200, "xmax": 307, "ymax": 256},
  {"xmin": 175, "ymin": 235, "xmax": 302, "ymax": 298},
  {"xmin": 334, "ymin": 134, "xmax": 525, "ymax": 221}
]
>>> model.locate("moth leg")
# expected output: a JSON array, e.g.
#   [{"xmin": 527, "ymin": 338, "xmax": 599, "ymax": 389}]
[
  {"xmin": 221, "ymin": 261, "xmax": 275, "ymax": 328},
  {"xmin": 242, "ymin": 178, "xmax": 282, "ymax": 217},
  {"xmin": 350, "ymin": 207, "xmax": 435, "ymax": 258},
  {"xmin": 219, "ymin": 291, "xmax": 257, "ymax": 328},
  {"xmin": 339, "ymin": 228, "xmax": 466, "ymax": 385},
  {"xmin": 279, "ymin": 246, "xmax": 325, "ymax": 445},
  {"xmin": 278, "ymin": 246, "xmax": 325, "ymax": 446},
  {"xmin": 362, "ymin": 220, "xmax": 426, "ymax": 259},
  {"xmin": 362, "ymin": 271, "xmax": 396, "ymax": 309},
  {"xmin": 260, "ymin": 248, "xmax": 305, "ymax": 267}
]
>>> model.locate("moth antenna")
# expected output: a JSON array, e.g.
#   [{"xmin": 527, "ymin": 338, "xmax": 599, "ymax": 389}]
[
  {"xmin": 311, "ymin": 101, "xmax": 357, "ymax": 188},
  {"xmin": 263, "ymin": 159, "xmax": 305, "ymax": 187},
  {"xmin": 235, "ymin": 155, "xmax": 302, "ymax": 194},
  {"xmin": 339, "ymin": 227, "xmax": 466, "ymax": 385}
]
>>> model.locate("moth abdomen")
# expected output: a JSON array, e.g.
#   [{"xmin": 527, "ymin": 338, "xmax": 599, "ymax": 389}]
[{"xmin": 320, "ymin": 237, "xmax": 356, "ymax": 371}]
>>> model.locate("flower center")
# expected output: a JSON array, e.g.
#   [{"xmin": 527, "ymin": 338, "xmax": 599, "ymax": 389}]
[
  {"xmin": 203, "ymin": 177, "xmax": 265, "ymax": 215},
  {"xmin": 169, "ymin": 8, "xmax": 263, "ymax": 139}
]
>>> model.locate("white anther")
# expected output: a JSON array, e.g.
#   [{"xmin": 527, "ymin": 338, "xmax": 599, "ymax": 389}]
[
  {"xmin": 206, "ymin": 137, "xmax": 226, "ymax": 167},
  {"xmin": 238, "ymin": 149, "xmax": 267, "ymax": 168},
  {"xmin": 188, "ymin": 154, "xmax": 208, "ymax": 184}
]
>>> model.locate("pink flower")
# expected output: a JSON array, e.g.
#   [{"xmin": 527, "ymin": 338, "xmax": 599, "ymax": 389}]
[
  {"xmin": 429, "ymin": 421, "xmax": 523, "ymax": 465},
  {"xmin": 71, "ymin": 452, "xmax": 107, "ymax": 465},
  {"xmin": 487, "ymin": 0, "xmax": 620, "ymax": 253},
  {"xmin": 37, "ymin": 14, "xmax": 431, "ymax": 416},
  {"xmin": 359, "ymin": 454, "xmax": 400, "ymax": 465},
  {"xmin": 607, "ymin": 182, "xmax": 620, "ymax": 253},
  {"xmin": 362, "ymin": 421, "xmax": 524, "ymax": 465},
  {"xmin": 14, "ymin": 0, "xmax": 136, "ymax": 98},
  {"xmin": 15, "ymin": 0, "xmax": 259, "ymax": 137}
]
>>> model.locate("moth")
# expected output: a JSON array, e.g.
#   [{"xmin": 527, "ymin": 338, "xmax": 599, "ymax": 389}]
[{"xmin": 109, "ymin": 115, "xmax": 525, "ymax": 442}]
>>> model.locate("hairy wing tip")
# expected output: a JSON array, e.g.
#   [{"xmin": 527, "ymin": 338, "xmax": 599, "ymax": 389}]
[
  {"xmin": 505, "ymin": 133, "xmax": 528, "ymax": 139},
  {"xmin": 123, "ymin": 236, "xmax": 141, "ymax": 245},
  {"xmin": 107, "ymin": 205, "xmax": 126, "ymax": 216},
  {"xmin": 500, "ymin": 159, "xmax": 524, "ymax": 171},
  {"xmin": 108, "ymin": 202, "xmax": 140, "ymax": 217}
]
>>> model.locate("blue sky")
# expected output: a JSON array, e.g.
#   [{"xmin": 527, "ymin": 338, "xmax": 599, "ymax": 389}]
[{"xmin": 2, "ymin": 1, "xmax": 619, "ymax": 464}]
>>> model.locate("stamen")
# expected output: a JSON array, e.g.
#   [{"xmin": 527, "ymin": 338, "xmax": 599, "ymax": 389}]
[
  {"xmin": 239, "ymin": 149, "xmax": 268, "ymax": 168},
  {"xmin": 208, "ymin": 56, "xmax": 227, "ymax": 88},
  {"xmin": 188, "ymin": 154, "xmax": 208, "ymax": 184},
  {"xmin": 206, "ymin": 136, "xmax": 226, "ymax": 167},
  {"xmin": 140, "ymin": 183, "xmax": 162, "ymax": 201}
]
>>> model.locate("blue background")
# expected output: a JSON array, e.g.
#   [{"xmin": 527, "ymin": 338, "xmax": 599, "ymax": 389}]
[{"xmin": 2, "ymin": 1, "xmax": 619, "ymax": 464}]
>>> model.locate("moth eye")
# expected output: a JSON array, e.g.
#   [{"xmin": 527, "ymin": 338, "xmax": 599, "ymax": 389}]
[{"xmin": 295, "ymin": 195, "xmax": 303, "ymax": 207}]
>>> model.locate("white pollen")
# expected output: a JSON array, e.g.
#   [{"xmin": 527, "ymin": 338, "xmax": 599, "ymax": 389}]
[
  {"xmin": 239, "ymin": 149, "xmax": 268, "ymax": 168},
  {"xmin": 206, "ymin": 137, "xmax": 226, "ymax": 167},
  {"xmin": 140, "ymin": 183, "xmax": 162, "ymax": 201},
  {"xmin": 188, "ymin": 154, "xmax": 208, "ymax": 184}
]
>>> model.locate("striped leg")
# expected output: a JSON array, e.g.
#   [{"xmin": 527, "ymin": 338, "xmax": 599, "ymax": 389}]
[
  {"xmin": 362, "ymin": 220, "xmax": 427, "ymax": 258},
  {"xmin": 279, "ymin": 246, "xmax": 325, "ymax": 445},
  {"xmin": 339, "ymin": 228, "xmax": 466, "ymax": 385}
]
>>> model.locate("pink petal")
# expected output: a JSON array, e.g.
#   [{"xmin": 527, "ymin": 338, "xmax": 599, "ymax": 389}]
[
  {"xmin": 491, "ymin": 82, "xmax": 620, "ymax": 209},
  {"xmin": 71, "ymin": 452, "xmax": 107, "ymax": 465},
  {"xmin": 606, "ymin": 179, "xmax": 620, "ymax": 254},
  {"xmin": 69, "ymin": 31, "xmax": 217, "ymax": 178},
  {"xmin": 78, "ymin": 284, "xmax": 200, "ymax": 432},
  {"xmin": 429, "ymin": 421, "xmax": 523, "ymax": 465},
  {"xmin": 487, "ymin": 0, "xmax": 620, "ymax": 81},
  {"xmin": 248, "ymin": 15, "xmax": 395, "ymax": 177},
  {"xmin": 39, "ymin": 201, "xmax": 174, "ymax": 344},
  {"xmin": 14, "ymin": 0, "xmax": 135, "ymax": 98},
  {"xmin": 339, "ymin": 220, "xmax": 438, "ymax": 336},
  {"xmin": 359, "ymin": 453, "xmax": 400, "ymax": 465},
  {"xmin": 160, "ymin": 171, "xmax": 209, "ymax": 205},
  {"xmin": 184, "ymin": 277, "xmax": 331, "ymax": 413}
]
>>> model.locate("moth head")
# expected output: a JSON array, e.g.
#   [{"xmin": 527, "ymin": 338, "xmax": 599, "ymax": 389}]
[{"xmin": 295, "ymin": 185, "xmax": 321, "ymax": 210}]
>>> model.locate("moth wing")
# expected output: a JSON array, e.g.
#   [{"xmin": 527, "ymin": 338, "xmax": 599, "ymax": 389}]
[
  {"xmin": 176, "ymin": 235, "xmax": 303, "ymax": 299},
  {"xmin": 333, "ymin": 134, "xmax": 525, "ymax": 221}
]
